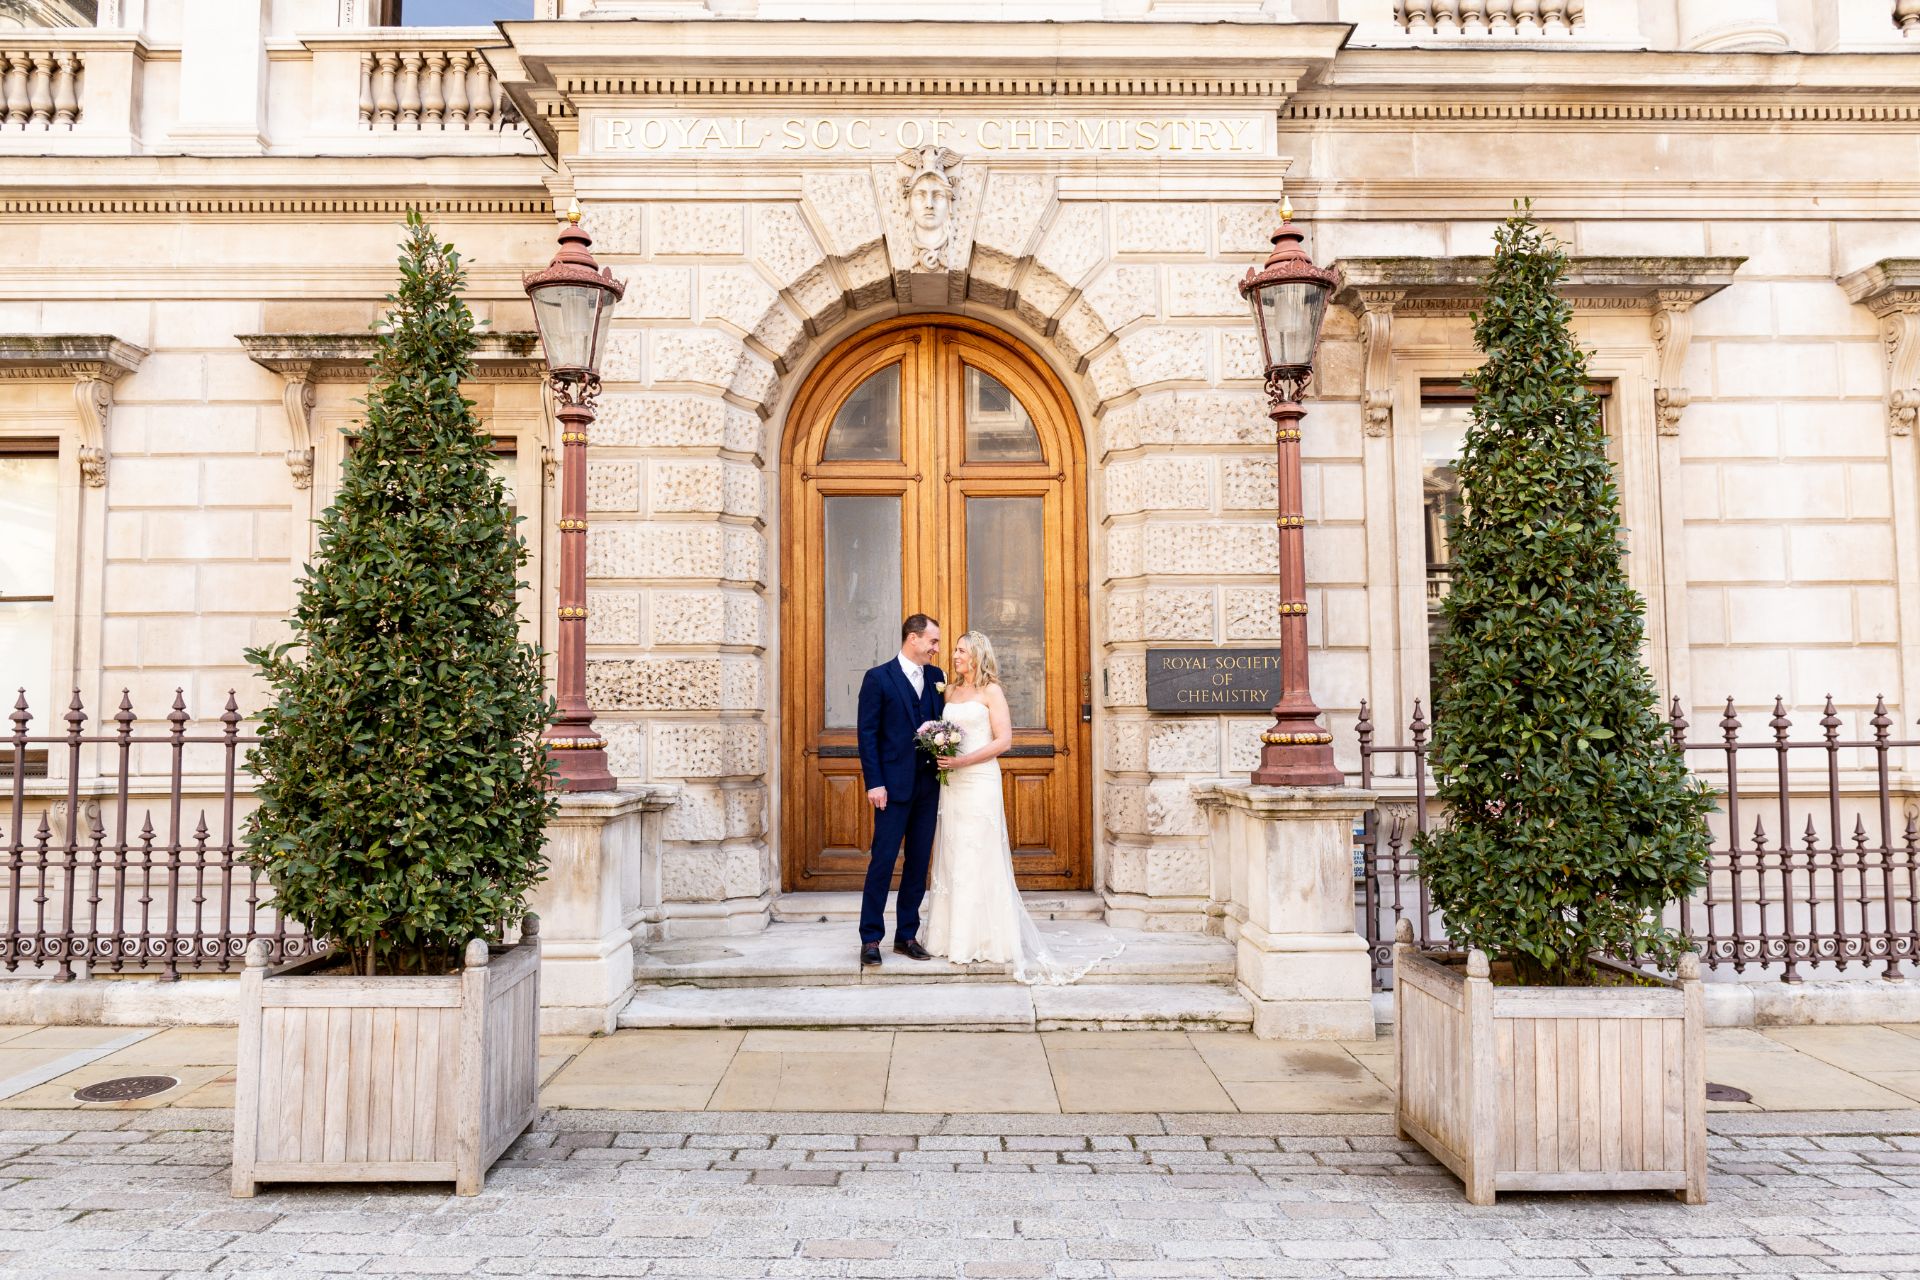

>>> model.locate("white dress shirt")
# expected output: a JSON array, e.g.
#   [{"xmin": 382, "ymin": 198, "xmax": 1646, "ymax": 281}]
[{"xmin": 898, "ymin": 652, "xmax": 924, "ymax": 698}]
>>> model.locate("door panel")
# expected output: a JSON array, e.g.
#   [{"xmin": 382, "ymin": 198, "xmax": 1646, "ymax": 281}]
[{"xmin": 782, "ymin": 319, "xmax": 1090, "ymax": 892}]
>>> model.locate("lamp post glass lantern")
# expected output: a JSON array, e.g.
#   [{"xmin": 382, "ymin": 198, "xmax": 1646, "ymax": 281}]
[
  {"xmin": 524, "ymin": 200, "xmax": 625, "ymax": 792},
  {"xmin": 1238, "ymin": 199, "xmax": 1344, "ymax": 787}
]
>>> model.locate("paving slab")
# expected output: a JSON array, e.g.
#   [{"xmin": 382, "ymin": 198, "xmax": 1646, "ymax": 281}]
[
  {"xmin": 884, "ymin": 1032, "xmax": 1061, "ymax": 1114},
  {"xmin": 708, "ymin": 1047, "xmax": 891, "ymax": 1111},
  {"xmin": 617, "ymin": 982, "xmax": 1037, "ymax": 1030},
  {"xmin": 1043, "ymin": 1041, "xmax": 1236, "ymax": 1113}
]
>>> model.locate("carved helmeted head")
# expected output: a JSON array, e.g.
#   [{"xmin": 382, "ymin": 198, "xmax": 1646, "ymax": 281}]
[{"xmin": 898, "ymin": 146, "xmax": 962, "ymax": 262}]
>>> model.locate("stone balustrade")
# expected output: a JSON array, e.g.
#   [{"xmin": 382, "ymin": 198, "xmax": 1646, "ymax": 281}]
[
  {"xmin": 0, "ymin": 48, "xmax": 83, "ymax": 132},
  {"xmin": 1899, "ymin": 0, "xmax": 1919, "ymax": 33},
  {"xmin": 357, "ymin": 46, "xmax": 519, "ymax": 133},
  {"xmin": 1392, "ymin": 0, "xmax": 1587, "ymax": 35}
]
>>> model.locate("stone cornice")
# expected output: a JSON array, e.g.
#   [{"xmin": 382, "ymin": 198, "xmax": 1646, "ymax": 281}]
[
  {"xmin": 1282, "ymin": 96, "xmax": 1920, "ymax": 126},
  {"xmin": 239, "ymin": 332, "xmax": 544, "ymax": 382},
  {"xmin": 0, "ymin": 334, "xmax": 149, "ymax": 486},
  {"xmin": 1839, "ymin": 259, "xmax": 1920, "ymax": 311},
  {"xmin": 1839, "ymin": 260, "xmax": 1920, "ymax": 438}
]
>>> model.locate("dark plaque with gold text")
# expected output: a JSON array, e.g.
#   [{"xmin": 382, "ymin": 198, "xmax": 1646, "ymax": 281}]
[{"xmin": 1145, "ymin": 648, "xmax": 1283, "ymax": 713}]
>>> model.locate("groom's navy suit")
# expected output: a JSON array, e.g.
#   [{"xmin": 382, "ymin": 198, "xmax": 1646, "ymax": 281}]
[{"xmin": 855, "ymin": 658, "xmax": 945, "ymax": 946}]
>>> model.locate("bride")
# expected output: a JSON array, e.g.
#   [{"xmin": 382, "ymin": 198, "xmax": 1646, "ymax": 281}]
[{"xmin": 922, "ymin": 631, "xmax": 1112, "ymax": 985}]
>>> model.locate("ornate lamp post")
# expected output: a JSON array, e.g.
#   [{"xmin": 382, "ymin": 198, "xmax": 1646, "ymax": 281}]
[
  {"xmin": 1239, "ymin": 199, "xmax": 1343, "ymax": 787},
  {"xmin": 524, "ymin": 200, "xmax": 625, "ymax": 792}
]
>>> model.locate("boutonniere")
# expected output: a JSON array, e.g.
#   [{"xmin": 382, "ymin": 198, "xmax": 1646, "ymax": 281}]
[{"xmin": 935, "ymin": 681, "xmax": 947, "ymax": 694}]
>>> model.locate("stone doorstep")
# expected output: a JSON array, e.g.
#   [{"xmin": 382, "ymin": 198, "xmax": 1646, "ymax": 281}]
[
  {"xmin": 772, "ymin": 891, "xmax": 1106, "ymax": 924},
  {"xmin": 615, "ymin": 982, "xmax": 1255, "ymax": 1032},
  {"xmin": 634, "ymin": 919, "xmax": 1234, "ymax": 989}
]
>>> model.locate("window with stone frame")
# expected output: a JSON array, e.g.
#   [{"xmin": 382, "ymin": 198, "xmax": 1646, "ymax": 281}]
[
  {"xmin": 0, "ymin": 438, "xmax": 57, "ymax": 778},
  {"xmin": 373, "ymin": 0, "xmax": 532, "ymax": 23},
  {"xmin": 0, "ymin": 1, "xmax": 97, "ymax": 28}
]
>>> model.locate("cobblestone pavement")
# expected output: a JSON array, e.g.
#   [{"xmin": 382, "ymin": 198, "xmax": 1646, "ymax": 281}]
[{"xmin": 0, "ymin": 1109, "xmax": 1915, "ymax": 1279}]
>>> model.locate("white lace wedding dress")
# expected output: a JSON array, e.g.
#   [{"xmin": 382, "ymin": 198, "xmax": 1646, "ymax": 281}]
[{"xmin": 922, "ymin": 699, "xmax": 1116, "ymax": 985}]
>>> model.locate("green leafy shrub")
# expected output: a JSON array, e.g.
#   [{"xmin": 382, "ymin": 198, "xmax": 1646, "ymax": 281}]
[
  {"xmin": 1415, "ymin": 205, "xmax": 1713, "ymax": 985},
  {"xmin": 245, "ymin": 212, "xmax": 556, "ymax": 976}
]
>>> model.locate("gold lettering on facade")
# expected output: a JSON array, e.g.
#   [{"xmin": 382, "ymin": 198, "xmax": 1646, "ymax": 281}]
[{"xmin": 590, "ymin": 114, "xmax": 1268, "ymax": 157}]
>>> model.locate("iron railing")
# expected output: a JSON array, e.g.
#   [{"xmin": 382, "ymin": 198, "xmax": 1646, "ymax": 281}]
[
  {"xmin": 1355, "ymin": 696, "xmax": 1920, "ymax": 988},
  {"xmin": 2, "ymin": 689, "xmax": 319, "ymax": 979}
]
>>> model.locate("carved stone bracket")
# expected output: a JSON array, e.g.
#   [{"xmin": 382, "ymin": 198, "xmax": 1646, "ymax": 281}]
[
  {"xmin": 1333, "ymin": 257, "xmax": 1743, "ymax": 439},
  {"xmin": 273, "ymin": 361, "xmax": 317, "ymax": 488},
  {"xmin": 0, "ymin": 335, "xmax": 149, "ymax": 487},
  {"xmin": 1838, "ymin": 260, "xmax": 1920, "ymax": 439},
  {"xmin": 1349, "ymin": 288, "xmax": 1402, "ymax": 438}
]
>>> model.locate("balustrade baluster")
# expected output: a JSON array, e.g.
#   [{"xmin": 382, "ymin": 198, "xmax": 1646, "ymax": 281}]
[
  {"xmin": 443, "ymin": 50, "xmax": 470, "ymax": 129},
  {"xmin": 1401, "ymin": 2, "xmax": 1433, "ymax": 35},
  {"xmin": 421, "ymin": 51, "xmax": 446, "ymax": 129},
  {"xmin": 51, "ymin": 52, "xmax": 77, "ymax": 130},
  {"xmin": 1460, "ymin": 0, "xmax": 1489, "ymax": 35},
  {"xmin": 1487, "ymin": 0, "xmax": 1514, "ymax": 32},
  {"xmin": 26, "ymin": 52, "xmax": 52, "ymax": 130},
  {"xmin": 468, "ymin": 59, "xmax": 494, "ymax": 130},
  {"xmin": 357, "ymin": 53, "xmax": 374, "ymax": 129},
  {"xmin": 1513, "ymin": 0, "xmax": 1541, "ymax": 35},
  {"xmin": 397, "ymin": 52, "xmax": 422, "ymax": 131},
  {"xmin": 1434, "ymin": 0, "xmax": 1461, "ymax": 35},
  {"xmin": 1901, "ymin": 0, "xmax": 1920, "ymax": 34},
  {"xmin": 1, "ymin": 54, "xmax": 24, "ymax": 130},
  {"xmin": 1566, "ymin": 0, "xmax": 1585, "ymax": 30},
  {"xmin": 373, "ymin": 52, "xmax": 399, "ymax": 130}
]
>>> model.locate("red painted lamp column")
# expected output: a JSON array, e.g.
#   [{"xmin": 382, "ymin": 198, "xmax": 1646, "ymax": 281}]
[
  {"xmin": 1238, "ymin": 201, "xmax": 1343, "ymax": 787},
  {"xmin": 523, "ymin": 202, "xmax": 625, "ymax": 792}
]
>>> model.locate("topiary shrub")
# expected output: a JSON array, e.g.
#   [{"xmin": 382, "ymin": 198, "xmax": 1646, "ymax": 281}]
[
  {"xmin": 244, "ymin": 211, "xmax": 556, "ymax": 977},
  {"xmin": 1414, "ymin": 204, "xmax": 1713, "ymax": 986}
]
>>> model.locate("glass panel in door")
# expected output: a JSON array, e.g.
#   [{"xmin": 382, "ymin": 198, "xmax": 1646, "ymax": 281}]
[
  {"xmin": 822, "ymin": 495, "xmax": 903, "ymax": 727},
  {"xmin": 821, "ymin": 364, "xmax": 902, "ymax": 461},
  {"xmin": 963, "ymin": 367, "xmax": 1044, "ymax": 462},
  {"xmin": 964, "ymin": 496, "xmax": 1046, "ymax": 728}
]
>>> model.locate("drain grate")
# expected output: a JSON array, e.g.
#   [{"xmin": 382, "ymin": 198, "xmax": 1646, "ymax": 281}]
[
  {"xmin": 72, "ymin": 1075, "xmax": 178, "ymax": 1104},
  {"xmin": 1705, "ymin": 1082, "xmax": 1752, "ymax": 1103}
]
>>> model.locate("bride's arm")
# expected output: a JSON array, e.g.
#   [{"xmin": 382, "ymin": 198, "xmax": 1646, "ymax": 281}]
[{"xmin": 948, "ymin": 686, "xmax": 1014, "ymax": 769}]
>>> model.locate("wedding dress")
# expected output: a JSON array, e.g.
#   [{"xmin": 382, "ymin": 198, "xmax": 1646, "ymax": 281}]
[{"xmin": 922, "ymin": 699, "xmax": 1116, "ymax": 985}]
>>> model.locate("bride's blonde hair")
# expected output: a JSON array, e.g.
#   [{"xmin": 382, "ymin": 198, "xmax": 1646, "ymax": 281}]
[{"xmin": 955, "ymin": 631, "xmax": 1001, "ymax": 689}]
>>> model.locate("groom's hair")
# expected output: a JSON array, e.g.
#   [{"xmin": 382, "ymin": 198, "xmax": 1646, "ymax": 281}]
[{"xmin": 902, "ymin": 613, "xmax": 938, "ymax": 641}]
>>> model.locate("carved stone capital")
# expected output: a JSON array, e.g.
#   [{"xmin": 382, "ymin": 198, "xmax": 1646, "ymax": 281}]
[
  {"xmin": 1346, "ymin": 287, "xmax": 1402, "ymax": 439},
  {"xmin": 0, "ymin": 335, "xmax": 148, "ymax": 487},
  {"xmin": 1838, "ymin": 261, "xmax": 1920, "ymax": 439}
]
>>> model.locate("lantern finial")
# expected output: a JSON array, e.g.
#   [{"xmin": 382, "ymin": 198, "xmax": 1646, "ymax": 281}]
[
  {"xmin": 1280, "ymin": 196, "xmax": 1293, "ymax": 223},
  {"xmin": 565, "ymin": 198, "xmax": 582, "ymax": 226}
]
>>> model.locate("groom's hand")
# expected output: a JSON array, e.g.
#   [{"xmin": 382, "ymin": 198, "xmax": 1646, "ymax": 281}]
[{"xmin": 867, "ymin": 786, "xmax": 888, "ymax": 810}]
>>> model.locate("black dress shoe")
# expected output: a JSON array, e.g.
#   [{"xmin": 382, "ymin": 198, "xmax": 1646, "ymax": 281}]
[
  {"xmin": 894, "ymin": 938, "xmax": 933, "ymax": 961},
  {"xmin": 860, "ymin": 943, "xmax": 882, "ymax": 967}
]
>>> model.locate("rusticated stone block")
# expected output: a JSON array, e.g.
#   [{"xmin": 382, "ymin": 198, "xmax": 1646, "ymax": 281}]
[
  {"xmin": 1087, "ymin": 347, "xmax": 1134, "ymax": 403},
  {"xmin": 1131, "ymin": 391, "xmax": 1270, "ymax": 447},
  {"xmin": 662, "ymin": 786, "xmax": 727, "ymax": 842},
  {"xmin": 1081, "ymin": 266, "xmax": 1157, "ymax": 333},
  {"xmin": 585, "ymin": 589, "xmax": 642, "ymax": 645},
  {"xmin": 1052, "ymin": 301, "xmax": 1109, "ymax": 365},
  {"xmin": 586, "ymin": 524, "xmax": 724, "ymax": 580},
  {"xmin": 724, "ymin": 593, "xmax": 763, "ymax": 647},
  {"xmin": 973, "ymin": 173, "xmax": 1051, "ymax": 262},
  {"xmin": 589, "ymin": 204, "xmax": 644, "ymax": 255},
  {"xmin": 1015, "ymin": 269, "xmax": 1073, "ymax": 333},
  {"xmin": 723, "ymin": 842, "xmax": 769, "ymax": 900},
  {"xmin": 1220, "ymin": 330, "xmax": 1264, "ymax": 382},
  {"xmin": 1105, "ymin": 463, "xmax": 1141, "ymax": 518},
  {"xmin": 751, "ymin": 304, "xmax": 806, "ymax": 368},
  {"xmin": 1100, "ymin": 403, "xmax": 1142, "ymax": 456},
  {"xmin": 1148, "ymin": 720, "xmax": 1216, "ymax": 774},
  {"xmin": 787, "ymin": 265, "xmax": 844, "ymax": 329},
  {"xmin": 1106, "ymin": 525, "xmax": 1143, "ymax": 580},
  {"xmin": 650, "ymin": 461, "xmax": 725, "ymax": 514},
  {"xmin": 1144, "ymin": 782, "xmax": 1205, "ymax": 840},
  {"xmin": 651, "ymin": 591, "xmax": 724, "ymax": 646},
  {"xmin": 802, "ymin": 171, "xmax": 883, "ymax": 258},
  {"xmin": 1033, "ymin": 203, "xmax": 1106, "ymax": 291},
  {"xmin": 721, "ymin": 658, "xmax": 764, "ymax": 711},
  {"xmin": 1143, "ymin": 587, "xmax": 1214, "ymax": 641},
  {"xmin": 653, "ymin": 330, "xmax": 745, "ymax": 390},
  {"xmin": 701, "ymin": 266, "xmax": 778, "ymax": 336},
  {"xmin": 752, "ymin": 204, "xmax": 825, "ymax": 287},
  {"xmin": 1216, "ymin": 204, "xmax": 1276, "ymax": 256},
  {"xmin": 1142, "ymin": 523, "xmax": 1278, "ymax": 576},
  {"xmin": 602, "ymin": 719, "xmax": 644, "ymax": 777},
  {"xmin": 593, "ymin": 394, "xmax": 728, "ymax": 448},
  {"xmin": 1107, "ymin": 591, "xmax": 1142, "ymax": 643},
  {"xmin": 1107, "ymin": 719, "xmax": 1148, "ymax": 772},
  {"xmin": 1145, "ymin": 841, "xmax": 1209, "ymax": 895},
  {"xmin": 1139, "ymin": 458, "xmax": 1209, "ymax": 512},
  {"xmin": 723, "ymin": 463, "xmax": 763, "ymax": 519},
  {"xmin": 660, "ymin": 847, "xmax": 725, "ymax": 902},
  {"xmin": 1119, "ymin": 327, "xmax": 1210, "ymax": 388},
  {"xmin": 587, "ymin": 462, "xmax": 640, "ymax": 512},
  {"xmin": 1107, "ymin": 652, "xmax": 1145, "ymax": 706},
  {"xmin": 587, "ymin": 657, "xmax": 721, "ymax": 711},
  {"xmin": 724, "ymin": 527, "xmax": 766, "ymax": 585},
  {"xmin": 725, "ymin": 786, "xmax": 765, "ymax": 839},
  {"xmin": 612, "ymin": 266, "xmax": 693, "ymax": 319},
  {"xmin": 1167, "ymin": 266, "xmax": 1243, "ymax": 318},
  {"xmin": 1115, "ymin": 203, "xmax": 1208, "ymax": 255},
  {"xmin": 728, "ymin": 350, "xmax": 779, "ymax": 408},
  {"xmin": 1223, "ymin": 586, "xmax": 1282, "ymax": 640},
  {"xmin": 724, "ymin": 406, "xmax": 763, "ymax": 457},
  {"xmin": 1221, "ymin": 457, "xmax": 1278, "ymax": 511},
  {"xmin": 650, "ymin": 721, "xmax": 766, "ymax": 779},
  {"xmin": 1225, "ymin": 718, "xmax": 1267, "ymax": 773},
  {"xmin": 602, "ymin": 332, "xmax": 645, "ymax": 383},
  {"xmin": 654, "ymin": 203, "xmax": 745, "ymax": 256},
  {"xmin": 1105, "ymin": 843, "xmax": 1147, "ymax": 895},
  {"xmin": 1104, "ymin": 782, "xmax": 1146, "ymax": 835}
]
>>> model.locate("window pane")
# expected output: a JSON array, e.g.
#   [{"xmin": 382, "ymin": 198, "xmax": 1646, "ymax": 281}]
[
  {"xmin": 390, "ymin": 0, "xmax": 531, "ymax": 24},
  {"xmin": 964, "ymin": 367, "xmax": 1043, "ymax": 463},
  {"xmin": 0, "ymin": 1, "xmax": 96, "ymax": 28},
  {"xmin": 965, "ymin": 497, "xmax": 1046, "ymax": 728},
  {"xmin": 0, "ymin": 453, "xmax": 57, "ymax": 720},
  {"xmin": 823, "ymin": 496, "xmax": 902, "ymax": 728},
  {"xmin": 1420, "ymin": 402, "xmax": 1471, "ymax": 655},
  {"xmin": 821, "ymin": 364, "xmax": 901, "ymax": 462},
  {"xmin": 488, "ymin": 450, "xmax": 518, "ymax": 526}
]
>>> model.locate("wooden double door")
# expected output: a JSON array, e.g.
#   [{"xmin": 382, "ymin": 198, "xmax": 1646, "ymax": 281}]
[{"xmin": 781, "ymin": 318, "xmax": 1091, "ymax": 892}]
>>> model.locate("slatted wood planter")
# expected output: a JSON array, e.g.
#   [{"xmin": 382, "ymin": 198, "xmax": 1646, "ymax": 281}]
[
  {"xmin": 231, "ymin": 920, "xmax": 542, "ymax": 1198},
  {"xmin": 1392, "ymin": 921, "xmax": 1706, "ymax": 1205}
]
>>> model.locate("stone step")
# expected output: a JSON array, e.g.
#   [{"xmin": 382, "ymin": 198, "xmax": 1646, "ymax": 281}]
[
  {"xmin": 615, "ymin": 981, "xmax": 1254, "ymax": 1032},
  {"xmin": 635, "ymin": 921, "xmax": 1234, "ymax": 988},
  {"xmin": 772, "ymin": 890, "xmax": 1106, "ymax": 924}
]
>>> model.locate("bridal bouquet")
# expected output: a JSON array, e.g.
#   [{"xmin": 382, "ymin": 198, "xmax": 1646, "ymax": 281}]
[{"xmin": 915, "ymin": 718, "xmax": 964, "ymax": 785}]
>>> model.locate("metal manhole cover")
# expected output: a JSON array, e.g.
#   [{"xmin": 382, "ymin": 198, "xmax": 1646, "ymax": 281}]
[
  {"xmin": 72, "ymin": 1075, "xmax": 177, "ymax": 1104},
  {"xmin": 1705, "ymin": 1082, "xmax": 1752, "ymax": 1103}
]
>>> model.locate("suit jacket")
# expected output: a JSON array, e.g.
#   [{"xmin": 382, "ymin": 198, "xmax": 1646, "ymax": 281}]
[{"xmin": 856, "ymin": 658, "xmax": 946, "ymax": 800}]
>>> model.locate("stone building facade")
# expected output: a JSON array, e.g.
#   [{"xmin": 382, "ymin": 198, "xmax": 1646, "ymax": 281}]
[{"xmin": 1, "ymin": 1, "xmax": 1917, "ymax": 959}]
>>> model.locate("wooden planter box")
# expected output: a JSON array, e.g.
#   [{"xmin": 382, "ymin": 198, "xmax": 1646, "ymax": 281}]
[
  {"xmin": 231, "ymin": 921, "xmax": 542, "ymax": 1197},
  {"xmin": 1392, "ymin": 922, "xmax": 1706, "ymax": 1205}
]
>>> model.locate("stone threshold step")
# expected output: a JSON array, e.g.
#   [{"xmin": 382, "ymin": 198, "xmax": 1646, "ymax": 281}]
[
  {"xmin": 615, "ymin": 982, "xmax": 1254, "ymax": 1032},
  {"xmin": 773, "ymin": 891, "xmax": 1105, "ymax": 923}
]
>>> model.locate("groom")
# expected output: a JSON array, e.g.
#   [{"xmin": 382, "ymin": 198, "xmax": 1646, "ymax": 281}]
[{"xmin": 854, "ymin": 613, "xmax": 945, "ymax": 967}]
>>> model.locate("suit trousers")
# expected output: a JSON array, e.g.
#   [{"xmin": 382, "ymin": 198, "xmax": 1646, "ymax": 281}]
[{"xmin": 859, "ymin": 776, "xmax": 940, "ymax": 946}]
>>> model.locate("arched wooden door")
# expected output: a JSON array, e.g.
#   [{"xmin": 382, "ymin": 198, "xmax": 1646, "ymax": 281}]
[{"xmin": 781, "ymin": 318, "xmax": 1091, "ymax": 893}]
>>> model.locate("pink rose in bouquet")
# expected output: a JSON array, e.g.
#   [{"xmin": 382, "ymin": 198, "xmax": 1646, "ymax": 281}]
[{"xmin": 914, "ymin": 718, "xmax": 964, "ymax": 785}]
